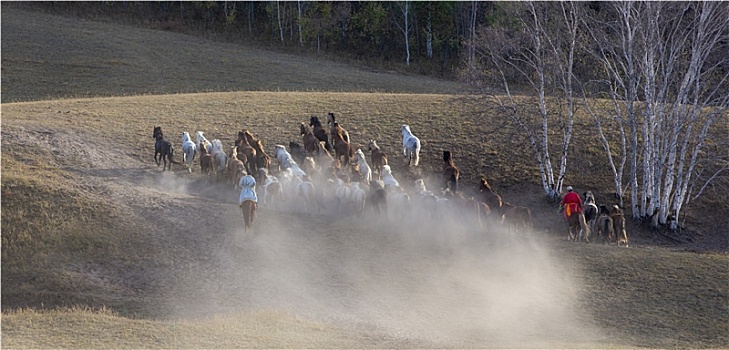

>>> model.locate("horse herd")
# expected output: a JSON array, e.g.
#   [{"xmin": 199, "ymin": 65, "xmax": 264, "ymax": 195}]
[{"xmin": 151, "ymin": 113, "xmax": 628, "ymax": 246}]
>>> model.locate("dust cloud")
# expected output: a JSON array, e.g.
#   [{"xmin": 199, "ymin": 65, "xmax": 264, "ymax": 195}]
[{"xmin": 157, "ymin": 178, "xmax": 603, "ymax": 348}]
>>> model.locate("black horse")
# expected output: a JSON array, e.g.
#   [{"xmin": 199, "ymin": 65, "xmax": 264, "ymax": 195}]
[
  {"xmin": 309, "ymin": 116, "xmax": 333, "ymax": 152},
  {"xmin": 289, "ymin": 141, "xmax": 308, "ymax": 166},
  {"xmin": 153, "ymin": 126, "xmax": 175, "ymax": 171}
]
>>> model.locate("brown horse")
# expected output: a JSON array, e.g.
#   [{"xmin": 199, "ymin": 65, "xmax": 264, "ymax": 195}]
[
  {"xmin": 442, "ymin": 150, "xmax": 460, "ymax": 194},
  {"xmin": 235, "ymin": 131, "xmax": 257, "ymax": 175},
  {"xmin": 309, "ymin": 116, "xmax": 332, "ymax": 152},
  {"xmin": 502, "ymin": 203, "xmax": 532, "ymax": 232},
  {"xmin": 327, "ymin": 112, "xmax": 350, "ymax": 144},
  {"xmin": 479, "ymin": 178, "xmax": 504, "ymax": 222},
  {"xmin": 332, "ymin": 123, "xmax": 353, "ymax": 166},
  {"xmin": 610, "ymin": 205, "xmax": 629, "ymax": 247},
  {"xmin": 368, "ymin": 187, "xmax": 388, "ymax": 217},
  {"xmin": 240, "ymin": 200, "xmax": 257, "ymax": 233},
  {"xmin": 199, "ymin": 142, "xmax": 215, "ymax": 176},
  {"xmin": 227, "ymin": 146, "xmax": 247, "ymax": 188},
  {"xmin": 367, "ymin": 140, "xmax": 388, "ymax": 179},
  {"xmin": 445, "ymin": 191, "xmax": 485, "ymax": 229},
  {"xmin": 594, "ymin": 214, "xmax": 614, "ymax": 244},
  {"xmin": 300, "ymin": 123, "xmax": 322, "ymax": 155},
  {"xmin": 242, "ymin": 130, "xmax": 271, "ymax": 178},
  {"xmin": 567, "ymin": 210, "xmax": 591, "ymax": 242}
]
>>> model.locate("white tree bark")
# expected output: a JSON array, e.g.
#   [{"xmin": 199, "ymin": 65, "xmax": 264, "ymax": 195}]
[{"xmin": 393, "ymin": 1, "xmax": 411, "ymax": 66}]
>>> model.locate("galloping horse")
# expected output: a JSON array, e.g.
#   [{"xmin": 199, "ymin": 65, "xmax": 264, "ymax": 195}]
[
  {"xmin": 610, "ymin": 205, "xmax": 629, "ymax": 247},
  {"xmin": 354, "ymin": 149, "xmax": 373, "ymax": 184},
  {"xmin": 300, "ymin": 123, "xmax": 322, "ymax": 155},
  {"xmin": 181, "ymin": 132, "xmax": 197, "ymax": 173},
  {"xmin": 153, "ymin": 126, "xmax": 175, "ymax": 171},
  {"xmin": 199, "ymin": 142, "xmax": 215, "ymax": 176},
  {"xmin": 235, "ymin": 130, "xmax": 257, "ymax": 175},
  {"xmin": 502, "ymin": 203, "xmax": 532, "ymax": 232},
  {"xmin": 242, "ymin": 130, "xmax": 271, "ymax": 179},
  {"xmin": 367, "ymin": 139, "xmax": 388, "ymax": 179},
  {"xmin": 401, "ymin": 125, "xmax": 421, "ymax": 167},
  {"xmin": 479, "ymin": 178, "xmax": 504, "ymax": 222},
  {"xmin": 331, "ymin": 123, "xmax": 353, "ymax": 166},
  {"xmin": 310, "ymin": 116, "xmax": 333, "ymax": 152},
  {"xmin": 583, "ymin": 191, "xmax": 599, "ymax": 229},
  {"xmin": 566, "ymin": 204, "xmax": 591, "ymax": 242},
  {"xmin": 238, "ymin": 175, "xmax": 258, "ymax": 233},
  {"xmin": 327, "ymin": 112, "xmax": 350, "ymax": 144},
  {"xmin": 442, "ymin": 150, "xmax": 460, "ymax": 193}
]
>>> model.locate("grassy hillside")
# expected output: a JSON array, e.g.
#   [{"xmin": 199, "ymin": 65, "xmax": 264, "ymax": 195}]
[{"xmin": 2, "ymin": 6, "xmax": 728, "ymax": 349}]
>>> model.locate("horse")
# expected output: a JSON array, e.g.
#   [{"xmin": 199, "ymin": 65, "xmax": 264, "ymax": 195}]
[
  {"xmin": 289, "ymin": 141, "xmax": 308, "ymax": 166},
  {"xmin": 199, "ymin": 142, "xmax": 215, "ymax": 176},
  {"xmin": 401, "ymin": 124, "xmax": 421, "ymax": 167},
  {"xmin": 294, "ymin": 175, "xmax": 318, "ymax": 213},
  {"xmin": 153, "ymin": 127, "xmax": 175, "ymax": 171},
  {"xmin": 479, "ymin": 178, "xmax": 504, "ymax": 222},
  {"xmin": 273, "ymin": 145, "xmax": 306, "ymax": 177},
  {"xmin": 610, "ymin": 205, "xmax": 629, "ymax": 247},
  {"xmin": 195, "ymin": 131, "xmax": 213, "ymax": 155},
  {"xmin": 583, "ymin": 191, "xmax": 599, "ymax": 229},
  {"xmin": 260, "ymin": 169, "xmax": 284, "ymax": 208},
  {"xmin": 594, "ymin": 214, "xmax": 614, "ymax": 245},
  {"xmin": 238, "ymin": 175, "xmax": 258, "ymax": 233},
  {"xmin": 227, "ymin": 147, "xmax": 246, "ymax": 188},
  {"xmin": 309, "ymin": 116, "xmax": 333, "ymax": 152},
  {"xmin": 351, "ymin": 182, "xmax": 367, "ymax": 216},
  {"xmin": 334, "ymin": 178, "xmax": 352, "ymax": 213},
  {"xmin": 300, "ymin": 123, "xmax": 322, "ymax": 155},
  {"xmin": 242, "ymin": 130, "xmax": 271, "ymax": 179},
  {"xmin": 210, "ymin": 139, "xmax": 228, "ymax": 177},
  {"xmin": 235, "ymin": 130, "xmax": 257, "ymax": 175},
  {"xmin": 181, "ymin": 131, "xmax": 197, "ymax": 173},
  {"xmin": 367, "ymin": 183, "xmax": 388, "ymax": 217},
  {"xmin": 442, "ymin": 150, "xmax": 460, "ymax": 194},
  {"xmin": 354, "ymin": 149, "xmax": 373, "ymax": 184},
  {"xmin": 501, "ymin": 203, "xmax": 532, "ymax": 232},
  {"xmin": 331, "ymin": 122, "xmax": 353, "ymax": 167},
  {"xmin": 327, "ymin": 112, "xmax": 350, "ymax": 143},
  {"xmin": 566, "ymin": 209, "xmax": 591, "ymax": 243},
  {"xmin": 381, "ymin": 165, "xmax": 400, "ymax": 191},
  {"xmin": 367, "ymin": 139, "xmax": 388, "ymax": 179}
]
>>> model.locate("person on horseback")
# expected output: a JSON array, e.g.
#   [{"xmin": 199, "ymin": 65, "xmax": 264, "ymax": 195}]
[
  {"xmin": 238, "ymin": 174, "xmax": 258, "ymax": 205},
  {"xmin": 559, "ymin": 186, "xmax": 583, "ymax": 221}
]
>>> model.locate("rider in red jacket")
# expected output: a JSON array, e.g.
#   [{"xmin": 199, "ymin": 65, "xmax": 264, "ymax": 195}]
[{"xmin": 560, "ymin": 186, "xmax": 583, "ymax": 220}]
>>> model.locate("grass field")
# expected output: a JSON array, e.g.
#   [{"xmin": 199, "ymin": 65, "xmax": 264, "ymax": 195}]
[{"xmin": 2, "ymin": 5, "xmax": 728, "ymax": 349}]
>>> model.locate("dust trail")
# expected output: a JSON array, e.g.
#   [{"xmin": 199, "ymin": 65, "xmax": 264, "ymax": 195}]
[{"xmin": 161, "ymin": 184, "xmax": 604, "ymax": 347}]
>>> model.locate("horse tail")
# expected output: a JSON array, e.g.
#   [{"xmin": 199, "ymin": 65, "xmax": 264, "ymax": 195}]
[{"xmin": 579, "ymin": 213, "xmax": 591, "ymax": 242}]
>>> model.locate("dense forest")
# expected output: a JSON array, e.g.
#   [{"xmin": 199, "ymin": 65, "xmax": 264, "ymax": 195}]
[{"xmin": 11, "ymin": 1, "xmax": 728, "ymax": 231}]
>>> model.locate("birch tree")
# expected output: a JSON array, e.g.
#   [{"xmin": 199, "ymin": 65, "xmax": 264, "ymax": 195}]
[
  {"xmin": 471, "ymin": 2, "xmax": 581, "ymax": 200},
  {"xmin": 587, "ymin": 1, "xmax": 729, "ymax": 230},
  {"xmin": 393, "ymin": 1, "xmax": 411, "ymax": 66}
]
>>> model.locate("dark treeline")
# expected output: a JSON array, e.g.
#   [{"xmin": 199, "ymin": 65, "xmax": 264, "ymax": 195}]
[{"xmin": 16, "ymin": 1, "xmax": 503, "ymax": 78}]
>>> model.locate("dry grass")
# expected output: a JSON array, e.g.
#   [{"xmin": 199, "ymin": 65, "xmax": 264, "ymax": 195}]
[{"xmin": 1, "ymin": 5, "xmax": 728, "ymax": 349}]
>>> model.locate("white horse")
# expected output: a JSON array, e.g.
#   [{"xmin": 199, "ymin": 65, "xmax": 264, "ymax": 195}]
[
  {"xmin": 210, "ymin": 139, "xmax": 227, "ymax": 174},
  {"xmin": 354, "ymin": 149, "xmax": 373, "ymax": 184},
  {"xmin": 381, "ymin": 165, "xmax": 400, "ymax": 191},
  {"xmin": 273, "ymin": 144, "xmax": 307, "ymax": 177},
  {"xmin": 351, "ymin": 182, "xmax": 367, "ymax": 216},
  {"xmin": 401, "ymin": 124, "xmax": 421, "ymax": 167},
  {"xmin": 334, "ymin": 178, "xmax": 352, "ymax": 213},
  {"xmin": 294, "ymin": 176, "xmax": 317, "ymax": 213},
  {"xmin": 181, "ymin": 132, "xmax": 197, "ymax": 173},
  {"xmin": 195, "ymin": 131, "xmax": 213, "ymax": 155},
  {"xmin": 261, "ymin": 169, "xmax": 284, "ymax": 208}
]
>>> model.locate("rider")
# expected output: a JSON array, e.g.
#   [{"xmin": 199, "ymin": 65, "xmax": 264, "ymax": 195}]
[
  {"xmin": 560, "ymin": 186, "xmax": 583, "ymax": 221},
  {"xmin": 238, "ymin": 174, "xmax": 258, "ymax": 206}
]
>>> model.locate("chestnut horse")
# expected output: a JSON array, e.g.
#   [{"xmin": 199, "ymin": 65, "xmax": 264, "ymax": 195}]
[
  {"xmin": 199, "ymin": 142, "xmax": 215, "ymax": 176},
  {"xmin": 442, "ymin": 150, "xmax": 460, "ymax": 194},
  {"xmin": 566, "ymin": 209, "xmax": 591, "ymax": 243},
  {"xmin": 331, "ymin": 122, "xmax": 353, "ymax": 166},
  {"xmin": 367, "ymin": 139, "xmax": 388, "ymax": 179},
  {"xmin": 242, "ymin": 130, "xmax": 271, "ymax": 179},
  {"xmin": 501, "ymin": 203, "xmax": 532, "ymax": 232},
  {"xmin": 479, "ymin": 178, "xmax": 504, "ymax": 222},
  {"xmin": 327, "ymin": 112, "xmax": 350, "ymax": 144},
  {"xmin": 610, "ymin": 205, "xmax": 629, "ymax": 247}
]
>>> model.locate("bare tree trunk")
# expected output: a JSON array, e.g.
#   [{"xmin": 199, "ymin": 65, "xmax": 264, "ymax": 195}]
[
  {"xmin": 426, "ymin": 4, "xmax": 433, "ymax": 59},
  {"xmin": 394, "ymin": 1, "xmax": 411, "ymax": 66},
  {"xmin": 277, "ymin": 0, "xmax": 284, "ymax": 43},
  {"xmin": 297, "ymin": 0, "xmax": 303, "ymax": 46}
]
